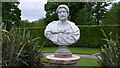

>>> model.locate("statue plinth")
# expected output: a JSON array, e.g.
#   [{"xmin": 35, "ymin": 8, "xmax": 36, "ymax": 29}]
[
  {"xmin": 46, "ymin": 54, "xmax": 80, "ymax": 68},
  {"xmin": 54, "ymin": 45, "xmax": 72, "ymax": 58},
  {"xmin": 46, "ymin": 54, "xmax": 80, "ymax": 64},
  {"xmin": 46, "ymin": 45, "xmax": 80, "ymax": 68},
  {"xmin": 54, "ymin": 53, "xmax": 72, "ymax": 58}
]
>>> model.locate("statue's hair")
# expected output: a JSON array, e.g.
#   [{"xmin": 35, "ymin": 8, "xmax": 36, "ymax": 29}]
[{"xmin": 56, "ymin": 5, "xmax": 69, "ymax": 13}]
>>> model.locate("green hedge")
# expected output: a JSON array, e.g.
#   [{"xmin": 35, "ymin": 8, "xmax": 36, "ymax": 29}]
[
  {"xmin": 17, "ymin": 25, "xmax": 118, "ymax": 48},
  {"xmin": 72, "ymin": 26, "xmax": 118, "ymax": 48}
]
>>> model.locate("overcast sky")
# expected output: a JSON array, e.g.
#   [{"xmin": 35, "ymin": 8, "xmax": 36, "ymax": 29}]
[
  {"xmin": 18, "ymin": 0, "xmax": 120, "ymax": 22},
  {"xmin": 18, "ymin": 0, "xmax": 47, "ymax": 22}
]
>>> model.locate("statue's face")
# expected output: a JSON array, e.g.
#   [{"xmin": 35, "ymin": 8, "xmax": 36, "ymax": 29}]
[{"xmin": 57, "ymin": 7, "xmax": 69, "ymax": 21}]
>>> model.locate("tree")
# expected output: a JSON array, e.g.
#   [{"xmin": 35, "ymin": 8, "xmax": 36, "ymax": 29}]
[
  {"xmin": 75, "ymin": 2, "xmax": 111, "ymax": 25},
  {"xmin": 44, "ymin": 2, "xmax": 110, "ymax": 25},
  {"xmin": 19, "ymin": 20, "xmax": 36, "ymax": 28},
  {"xmin": 103, "ymin": 2, "xmax": 119, "ymax": 25},
  {"xmin": 75, "ymin": 3, "xmax": 94, "ymax": 25},
  {"xmin": 92, "ymin": 2, "xmax": 111, "ymax": 25},
  {"xmin": 102, "ymin": 2, "xmax": 120, "ymax": 40},
  {"xmin": 2, "ymin": 2, "xmax": 21, "ymax": 31},
  {"xmin": 35, "ymin": 18, "xmax": 45, "ymax": 27}
]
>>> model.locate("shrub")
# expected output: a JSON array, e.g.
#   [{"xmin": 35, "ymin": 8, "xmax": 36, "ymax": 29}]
[
  {"xmin": 96, "ymin": 29, "xmax": 120, "ymax": 68},
  {"xmin": 2, "ymin": 28, "xmax": 45, "ymax": 67}
]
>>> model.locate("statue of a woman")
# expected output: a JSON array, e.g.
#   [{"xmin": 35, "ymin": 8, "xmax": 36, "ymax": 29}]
[{"xmin": 44, "ymin": 5, "xmax": 80, "ymax": 46}]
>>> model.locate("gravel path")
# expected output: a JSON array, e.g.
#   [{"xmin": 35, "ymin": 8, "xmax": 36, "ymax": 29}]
[{"xmin": 44, "ymin": 53, "xmax": 101, "ymax": 59}]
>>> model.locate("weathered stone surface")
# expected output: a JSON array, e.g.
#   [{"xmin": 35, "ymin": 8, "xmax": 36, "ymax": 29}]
[
  {"xmin": 46, "ymin": 54, "xmax": 80, "ymax": 65},
  {"xmin": 54, "ymin": 45, "xmax": 72, "ymax": 58},
  {"xmin": 44, "ymin": 5, "xmax": 80, "ymax": 46},
  {"xmin": 54, "ymin": 53, "xmax": 72, "ymax": 58}
]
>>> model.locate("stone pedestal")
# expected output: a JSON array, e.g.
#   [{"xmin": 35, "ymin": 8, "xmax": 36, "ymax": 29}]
[
  {"xmin": 54, "ymin": 45, "xmax": 72, "ymax": 58},
  {"xmin": 46, "ymin": 54, "xmax": 80, "ymax": 68}
]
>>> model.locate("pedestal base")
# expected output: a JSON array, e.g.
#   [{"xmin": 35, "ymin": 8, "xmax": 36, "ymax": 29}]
[
  {"xmin": 46, "ymin": 54, "xmax": 80, "ymax": 68},
  {"xmin": 54, "ymin": 45, "xmax": 72, "ymax": 58},
  {"xmin": 54, "ymin": 53, "xmax": 72, "ymax": 58}
]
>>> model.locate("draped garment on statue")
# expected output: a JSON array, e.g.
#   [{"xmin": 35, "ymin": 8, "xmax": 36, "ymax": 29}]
[{"xmin": 44, "ymin": 20, "xmax": 80, "ymax": 45}]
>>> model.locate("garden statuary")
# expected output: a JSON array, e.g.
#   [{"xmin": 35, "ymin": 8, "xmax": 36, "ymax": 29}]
[
  {"xmin": 44, "ymin": 5, "xmax": 80, "ymax": 67},
  {"xmin": 44, "ymin": 5, "xmax": 80, "ymax": 58}
]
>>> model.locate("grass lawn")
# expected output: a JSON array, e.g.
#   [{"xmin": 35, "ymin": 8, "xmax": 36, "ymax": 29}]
[
  {"xmin": 77, "ymin": 57, "xmax": 99, "ymax": 66},
  {"xmin": 42, "ymin": 47, "xmax": 100, "ymax": 55}
]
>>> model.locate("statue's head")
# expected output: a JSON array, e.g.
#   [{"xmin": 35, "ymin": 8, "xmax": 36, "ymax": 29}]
[{"xmin": 56, "ymin": 5, "xmax": 69, "ymax": 21}]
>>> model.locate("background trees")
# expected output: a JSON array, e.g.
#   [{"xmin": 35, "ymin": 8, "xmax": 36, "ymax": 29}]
[
  {"xmin": 92, "ymin": 2, "xmax": 111, "ymax": 25},
  {"xmin": 44, "ymin": 2, "xmax": 111, "ymax": 25},
  {"xmin": 103, "ymin": 2, "xmax": 119, "ymax": 25},
  {"xmin": 2, "ymin": 2, "xmax": 21, "ymax": 31},
  {"xmin": 97, "ymin": 2, "xmax": 120, "ymax": 67},
  {"xmin": 44, "ymin": 2, "xmax": 86, "ymax": 25},
  {"xmin": 101, "ymin": 2, "xmax": 120, "ymax": 41}
]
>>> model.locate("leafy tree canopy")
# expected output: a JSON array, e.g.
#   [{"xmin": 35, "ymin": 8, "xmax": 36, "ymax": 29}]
[
  {"xmin": 2, "ymin": 2, "xmax": 21, "ymax": 31},
  {"xmin": 44, "ymin": 2, "xmax": 111, "ymax": 25},
  {"xmin": 103, "ymin": 2, "xmax": 120, "ymax": 25}
]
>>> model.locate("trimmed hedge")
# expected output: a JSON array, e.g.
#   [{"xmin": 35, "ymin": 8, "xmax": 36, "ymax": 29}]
[{"xmin": 17, "ymin": 25, "xmax": 118, "ymax": 48}]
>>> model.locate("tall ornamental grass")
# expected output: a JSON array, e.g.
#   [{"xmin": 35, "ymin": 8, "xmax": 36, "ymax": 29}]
[
  {"xmin": 2, "ymin": 28, "xmax": 45, "ymax": 67},
  {"xmin": 97, "ymin": 29, "xmax": 120, "ymax": 68}
]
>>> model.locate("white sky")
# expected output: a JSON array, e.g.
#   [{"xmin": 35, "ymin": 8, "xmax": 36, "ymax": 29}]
[
  {"xmin": 18, "ymin": 0, "xmax": 47, "ymax": 22},
  {"xmin": 18, "ymin": 0, "xmax": 120, "ymax": 22},
  {"xmin": 113, "ymin": 0, "xmax": 120, "ymax": 2}
]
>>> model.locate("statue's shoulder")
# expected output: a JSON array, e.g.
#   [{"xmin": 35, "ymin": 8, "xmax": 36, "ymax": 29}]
[
  {"xmin": 67, "ymin": 21, "xmax": 75, "ymax": 25},
  {"xmin": 67, "ymin": 20, "xmax": 79, "ymax": 30}
]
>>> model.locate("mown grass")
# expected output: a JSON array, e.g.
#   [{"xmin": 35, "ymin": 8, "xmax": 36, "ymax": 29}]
[
  {"xmin": 42, "ymin": 47, "xmax": 100, "ymax": 55},
  {"xmin": 77, "ymin": 57, "xmax": 99, "ymax": 66}
]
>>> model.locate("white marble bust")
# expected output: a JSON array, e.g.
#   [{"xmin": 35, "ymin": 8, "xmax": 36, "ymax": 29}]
[{"xmin": 44, "ymin": 5, "xmax": 80, "ymax": 45}]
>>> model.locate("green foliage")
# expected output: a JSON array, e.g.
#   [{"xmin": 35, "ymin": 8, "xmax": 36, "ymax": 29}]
[
  {"xmin": 96, "ymin": 2, "xmax": 120, "ymax": 67},
  {"xmin": 100, "ymin": 26, "xmax": 118, "ymax": 41},
  {"xmin": 44, "ymin": 2, "xmax": 110, "ymax": 25},
  {"xmin": 2, "ymin": 2, "xmax": 21, "ymax": 31},
  {"xmin": 92, "ymin": 2, "xmax": 111, "ymax": 25},
  {"xmin": 44, "ymin": 2, "xmax": 59, "ymax": 25},
  {"xmin": 71, "ymin": 26, "xmax": 105, "ymax": 48},
  {"xmin": 19, "ymin": 19, "xmax": 45, "ymax": 28},
  {"xmin": 75, "ymin": 5, "xmax": 94, "ymax": 25},
  {"xmin": 35, "ymin": 18, "xmax": 45, "ymax": 27},
  {"xmin": 17, "ymin": 27, "xmax": 54, "ymax": 47},
  {"xmin": 17, "ymin": 26, "xmax": 118, "ymax": 48},
  {"xmin": 2, "ymin": 28, "xmax": 44, "ymax": 66},
  {"xmin": 103, "ymin": 2, "xmax": 120, "ymax": 25},
  {"xmin": 97, "ymin": 29, "xmax": 119, "ymax": 68},
  {"xmin": 19, "ymin": 20, "xmax": 35, "ymax": 28}
]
